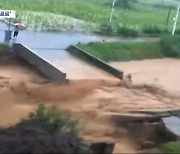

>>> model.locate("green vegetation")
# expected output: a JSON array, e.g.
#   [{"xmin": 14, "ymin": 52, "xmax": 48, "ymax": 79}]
[
  {"xmin": 162, "ymin": 141, "xmax": 180, "ymax": 153},
  {"xmin": 117, "ymin": 26, "xmax": 138, "ymax": 37},
  {"xmin": 19, "ymin": 104, "xmax": 81, "ymax": 134},
  {"xmin": 160, "ymin": 34, "xmax": 180, "ymax": 57},
  {"xmin": 142, "ymin": 25, "xmax": 165, "ymax": 35},
  {"xmin": 0, "ymin": 43, "xmax": 8, "ymax": 52},
  {"xmin": 0, "ymin": 104, "xmax": 89, "ymax": 154},
  {"xmin": 78, "ymin": 41, "xmax": 163, "ymax": 61},
  {"xmin": 1, "ymin": 0, "xmax": 179, "ymax": 33},
  {"xmin": 78, "ymin": 35, "xmax": 180, "ymax": 61}
]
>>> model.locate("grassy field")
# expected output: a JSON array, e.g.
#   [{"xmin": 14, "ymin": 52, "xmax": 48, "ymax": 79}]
[
  {"xmin": 1, "ymin": 0, "xmax": 179, "ymax": 33},
  {"xmin": 10, "ymin": 11, "xmax": 98, "ymax": 32},
  {"xmin": 78, "ymin": 34, "xmax": 180, "ymax": 61},
  {"xmin": 78, "ymin": 41, "xmax": 164, "ymax": 61},
  {"xmin": 162, "ymin": 141, "xmax": 180, "ymax": 153}
]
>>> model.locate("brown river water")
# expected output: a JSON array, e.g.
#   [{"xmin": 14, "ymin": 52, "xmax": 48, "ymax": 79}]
[{"xmin": 0, "ymin": 58, "xmax": 180, "ymax": 153}]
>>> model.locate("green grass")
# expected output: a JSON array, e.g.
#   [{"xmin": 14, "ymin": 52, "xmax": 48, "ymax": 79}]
[
  {"xmin": 162, "ymin": 141, "xmax": 180, "ymax": 153},
  {"xmin": 0, "ymin": 43, "xmax": 8, "ymax": 52},
  {"xmin": 1, "ymin": 0, "xmax": 179, "ymax": 32},
  {"xmin": 78, "ymin": 34, "xmax": 180, "ymax": 61},
  {"xmin": 78, "ymin": 41, "xmax": 164, "ymax": 61}
]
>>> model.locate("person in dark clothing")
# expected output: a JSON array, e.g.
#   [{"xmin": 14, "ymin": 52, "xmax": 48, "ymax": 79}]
[{"xmin": 13, "ymin": 25, "xmax": 19, "ymax": 38}]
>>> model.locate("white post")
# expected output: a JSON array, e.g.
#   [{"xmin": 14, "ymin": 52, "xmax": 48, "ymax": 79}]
[
  {"xmin": 109, "ymin": 0, "xmax": 116, "ymax": 25},
  {"xmin": 172, "ymin": 5, "xmax": 180, "ymax": 35}
]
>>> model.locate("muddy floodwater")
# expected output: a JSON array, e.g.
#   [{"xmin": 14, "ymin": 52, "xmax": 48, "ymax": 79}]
[
  {"xmin": 0, "ymin": 58, "xmax": 180, "ymax": 153},
  {"xmin": 1, "ymin": 21, "xmax": 179, "ymax": 153},
  {"xmin": 110, "ymin": 58, "xmax": 180, "ymax": 96}
]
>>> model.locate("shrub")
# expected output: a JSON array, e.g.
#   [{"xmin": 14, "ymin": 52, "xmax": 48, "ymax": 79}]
[
  {"xmin": 0, "ymin": 104, "xmax": 90, "ymax": 154},
  {"xmin": 0, "ymin": 43, "xmax": 8, "ymax": 52},
  {"xmin": 115, "ymin": 0, "xmax": 132, "ymax": 9},
  {"xmin": 152, "ymin": 4, "xmax": 176, "ymax": 10},
  {"xmin": 160, "ymin": 34, "xmax": 180, "ymax": 57},
  {"xmin": 117, "ymin": 26, "xmax": 138, "ymax": 37},
  {"xmin": 175, "ymin": 29, "xmax": 180, "ymax": 35},
  {"xmin": 162, "ymin": 141, "xmax": 180, "ymax": 153},
  {"xmin": 19, "ymin": 104, "xmax": 80, "ymax": 134},
  {"xmin": 142, "ymin": 25, "xmax": 162, "ymax": 34},
  {"xmin": 104, "ymin": 0, "xmax": 133, "ymax": 9},
  {"xmin": 100, "ymin": 24, "xmax": 113, "ymax": 34}
]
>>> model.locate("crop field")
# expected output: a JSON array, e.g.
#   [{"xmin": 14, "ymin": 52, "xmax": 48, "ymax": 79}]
[
  {"xmin": 78, "ymin": 34, "xmax": 180, "ymax": 61},
  {"xmin": 1, "ymin": 0, "xmax": 180, "ymax": 33},
  {"xmin": 78, "ymin": 41, "xmax": 164, "ymax": 61}
]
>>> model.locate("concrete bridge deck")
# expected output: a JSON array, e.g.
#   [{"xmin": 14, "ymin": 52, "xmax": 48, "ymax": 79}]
[{"xmin": 31, "ymin": 48, "xmax": 116, "ymax": 80}]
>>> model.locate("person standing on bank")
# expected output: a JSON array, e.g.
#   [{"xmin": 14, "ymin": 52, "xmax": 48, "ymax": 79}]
[
  {"xmin": 13, "ymin": 23, "xmax": 25, "ymax": 39},
  {"xmin": 13, "ymin": 25, "xmax": 19, "ymax": 39}
]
